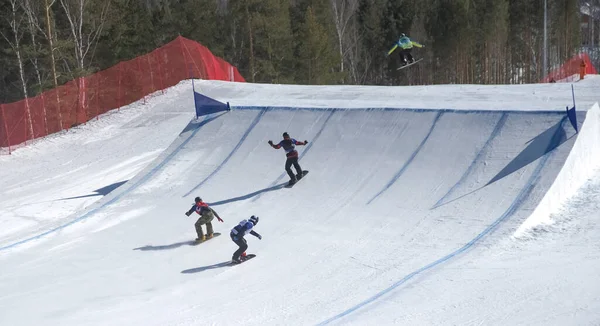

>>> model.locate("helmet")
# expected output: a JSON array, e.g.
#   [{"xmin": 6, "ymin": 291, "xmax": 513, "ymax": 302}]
[
  {"xmin": 282, "ymin": 132, "xmax": 290, "ymax": 139},
  {"xmin": 194, "ymin": 197, "xmax": 202, "ymax": 203},
  {"xmin": 249, "ymin": 215, "xmax": 259, "ymax": 225}
]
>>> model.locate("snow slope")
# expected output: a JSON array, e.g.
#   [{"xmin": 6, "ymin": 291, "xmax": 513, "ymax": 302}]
[
  {"xmin": 1, "ymin": 77, "xmax": 600, "ymax": 326},
  {"xmin": 0, "ymin": 86, "xmax": 194, "ymax": 249}
]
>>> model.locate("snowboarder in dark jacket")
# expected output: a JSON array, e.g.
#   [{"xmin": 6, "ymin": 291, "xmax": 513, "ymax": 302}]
[
  {"xmin": 230, "ymin": 215, "xmax": 262, "ymax": 264},
  {"xmin": 268, "ymin": 132, "xmax": 308, "ymax": 185},
  {"xmin": 185, "ymin": 197, "xmax": 223, "ymax": 242}
]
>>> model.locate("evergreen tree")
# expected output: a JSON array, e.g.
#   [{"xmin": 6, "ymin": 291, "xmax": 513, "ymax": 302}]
[{"xmin": 296, "ymin": 6, "xmax": 341, "ymax": 84}]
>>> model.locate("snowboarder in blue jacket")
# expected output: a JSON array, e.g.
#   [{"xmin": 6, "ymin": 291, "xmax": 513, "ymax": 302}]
[
  {"xmin": 230, "ymin": 215, "xmax": 262, "ymax": 264},
  {"xmin": 268, "ymin": 132, "xmax": 308, "ymax": 185}
]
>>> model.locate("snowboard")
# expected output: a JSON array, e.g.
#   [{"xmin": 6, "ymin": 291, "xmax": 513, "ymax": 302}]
[
  {"xmin": 191, "ymin": 232, "xmax": 221, "ymax": 245},
  {"xmin": 285, "ymin": 170, "xmax": 309, "ymax": 188},
  {"xmin": 231, "ymin": 254, "xmax": 257, "ymax": 265},
  {"xmin": 397, "ymin": 58, "xmax": 423, "ymax": 70}
]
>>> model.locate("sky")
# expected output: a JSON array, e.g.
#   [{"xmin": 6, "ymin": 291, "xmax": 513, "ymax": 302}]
[{"xmin": 1, "ymin": 76, "xmax": 600, "ymax": 326}]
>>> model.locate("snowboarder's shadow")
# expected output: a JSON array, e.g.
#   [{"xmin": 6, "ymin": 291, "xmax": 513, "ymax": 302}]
[
  {"xmin": 181, "ymin": 261, "xmax": 231, "ymax": 274},
  {"xmin": 207, "ymin": 182, "xmax": 287, "ymax": 207},
  {"xmin": 133, "ymin": 241, "xmax": 196, "ymax": 251}
]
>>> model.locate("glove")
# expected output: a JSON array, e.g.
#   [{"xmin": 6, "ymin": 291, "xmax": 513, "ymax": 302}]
[
  {"xmin": 268, "ymin": 140, "xmax": 273, "ymax": 146},
  {"xmin": 257, "ymin": 234, "xmax": 262, "ymax": 240},
  {"xmin": 185, "ymin": 211, "xmax": 192, "ymax": 217},
  {"xmin": 304, "ymin": 140, "xmax": 308, "ymax": 144},
  {"xmin": 217, "ymin": 217, "xmax": 224, "ymax": 222}
]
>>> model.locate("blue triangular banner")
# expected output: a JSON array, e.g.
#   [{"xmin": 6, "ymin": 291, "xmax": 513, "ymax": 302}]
[{"xmin": 194, "ymin": 91, "xmax": 230, "ymax": 118}]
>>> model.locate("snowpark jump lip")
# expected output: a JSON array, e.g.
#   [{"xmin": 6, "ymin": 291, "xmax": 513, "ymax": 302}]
[
  {"xmin": 230, "ymin": 105, "xmax": 568, "ymax": 114},
  {"xmin": 194, "ymin": 76, "xmax": 600, "ymax": 112}
]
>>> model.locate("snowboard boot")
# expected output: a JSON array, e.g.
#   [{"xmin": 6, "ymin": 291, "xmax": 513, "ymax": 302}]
[
  {"xmin": 231, "ymin": 257, "xmax": 242, "ymax": 264},
  {"xmin": 206, "ymin": 233, "xmax": 214, "ymax": 239},
  {"xmin": 196, "ymin": 235, "xmax": 206, "ymax": 242},
  {"xmin": 288, "ymin": 178, "xmax": 297, "ymax": 186},
  {"xmin": 296, "ymin": 172, "xmax": 303, "ymax": 180},
  {"xmin": 241, "ymin": 252, "xmax": 247, "ymax": 260}
]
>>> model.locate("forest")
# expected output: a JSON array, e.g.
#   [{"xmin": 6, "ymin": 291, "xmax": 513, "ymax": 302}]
[{"xmin": 0, "ymin": 0, "xmax": 587, "ymax": 103}]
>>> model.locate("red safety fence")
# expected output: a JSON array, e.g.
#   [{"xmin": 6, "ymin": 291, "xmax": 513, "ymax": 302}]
[
  {"xmin": 0, "ymin": 36, "xmax": 245, "ymax": 154},
  {"xmin": 541, "ymin": 52, "xmax": 598, "ymax": 83}
]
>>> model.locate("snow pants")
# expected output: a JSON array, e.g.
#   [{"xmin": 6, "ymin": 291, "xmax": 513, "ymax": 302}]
[
  {"xmin": 399, "ymin": 49, "xmax": 414, "ymax": 63},
  {"xmin": 195, "ymin": 211, "xmax": 214, "ymax": 238},
  {"xmin": 231, "ymin": 234, "xmax": 248, "ymax": 261},
  {"xmin": 285, "ymin": 156, "xmax": 302, "ymax": 181}
]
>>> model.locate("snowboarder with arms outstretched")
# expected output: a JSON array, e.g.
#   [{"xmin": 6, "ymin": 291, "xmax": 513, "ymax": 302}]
[
  {"xmin": 230, "ymin": 215, "xmax": 262, "ymax": 264},
  {"xmin": 268, "ymin": 132, "xmax": 308, "ymax": 186},
  {"xmin": 387, "ymin": 33, "xmax": 424, "ymax": 66},
  {"xmin": 185, "ymin": 197, "xmax": 223, "ymax": 242}
]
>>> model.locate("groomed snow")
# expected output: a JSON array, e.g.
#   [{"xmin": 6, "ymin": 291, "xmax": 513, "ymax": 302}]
[{"xmin": 1, "ymin": 77, "xmax": 600, "ymax": 325}]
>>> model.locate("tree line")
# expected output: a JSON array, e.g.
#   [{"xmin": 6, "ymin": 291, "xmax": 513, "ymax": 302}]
[{"xmin": 0, "ymin": 0, "xmax": 584, "ymax": 103}]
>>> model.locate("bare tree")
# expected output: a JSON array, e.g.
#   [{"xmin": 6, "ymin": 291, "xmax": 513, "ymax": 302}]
[
  {"xmin": 244, "ymin": 2, "xmax": 256, "ymax": 82},
  {"xmin": 346, "ymin": 22, "xmax": 370, "ymax": 84},
  {"xmin": 0, "ymin": 0, "xmax": 34, "ymax": 138},
  {"xmin": 59, "ymin": 0, "xmax": 109, "ymax": 119},
  {"xmin": 21, "ymin": 0, "xmax": 43, "ymax": 91},
  {"xmin": 42, "ymin": 0, "xmax": 65, "ymax": 128},
  {"xmin": 59, "ymin": 0, "xmax": 109, "ymax": 73},
  {"xmin": 21, "ymin": 0, "xmax": 49, "ymax": 133},
  {"xmin": 330, "ymin": 0, "xmax": 358, "ymax": 79}
]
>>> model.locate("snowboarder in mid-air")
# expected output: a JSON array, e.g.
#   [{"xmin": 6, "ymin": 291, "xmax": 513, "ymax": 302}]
[
  {"xmin": 268, "ymin": 132, "xmax": 308, "ymax": 186},
  {"xmin": 387, "ymin": 33, "xmax": 424, "ymax": 67},
  {"xmin": 185, "ymin": 197, "xmax": 223, "ymax": 242},
  {"xmin": 230, "ymin": 215, "xmax": 262, "ymax": 264}
]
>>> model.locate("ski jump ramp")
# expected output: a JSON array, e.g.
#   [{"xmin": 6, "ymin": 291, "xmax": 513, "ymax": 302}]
[{"xmin": 1, "ymin": 78, "xmax": 600, "ymax": 325}]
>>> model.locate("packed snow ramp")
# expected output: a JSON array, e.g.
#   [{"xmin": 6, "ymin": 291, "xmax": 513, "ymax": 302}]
[{"xmin": 0, "ymin": 96, "xmax": 586, "ymax": 325}]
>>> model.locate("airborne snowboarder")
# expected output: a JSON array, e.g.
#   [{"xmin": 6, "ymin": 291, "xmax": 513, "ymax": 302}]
[{"xmin": 387, "ymin": 33, "xmax": 424, "ymax": 67}]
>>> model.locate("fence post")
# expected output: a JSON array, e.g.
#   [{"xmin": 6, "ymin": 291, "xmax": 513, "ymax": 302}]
[
  {"xmin": 25, "ymin": 98, "xmax": 31, "ymax": 144},
  {"xmin": 77, "ymin": 77, "xmax": 88, "ymax": 124},
  {"xmin": 179, "ymin": 37, "xmax": 191, "ymax": 79},
  {"xmin": 95, "ymin": 76, "xmax": 100, "ymax": 120},
  {"xmin": 154, "ymin": 51, "xmax": 165, "ymax": 94},
  {"xmin": 41, "ymin": 93, "xmax": 48, "ymax": 135},
  {"xmin": 137, "ymin": 58, "xmax": 146, "ymax": 104},
  {"xmin": 147, "ymin": 54, "xmax": 155, "ymax": 93},
  {"xmin": 1, "ymin": 104, "xmax": 10, "ymax": 154},
  {"xmin": 117, "ymin": 63, "xmax": 122, "ymax": 111},
  {"xmin": 64, "ymin": 85, "xmax": 70, "ymax": 130}
]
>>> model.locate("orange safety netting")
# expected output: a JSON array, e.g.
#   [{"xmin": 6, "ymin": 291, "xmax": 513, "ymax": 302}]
[
  {"xmin": 0, "ymin": 36, "xmax": 245, "ymax": 153},
  {"xmin": 541, "ymin": 52, "xmax": 598, "ymax": 83}
]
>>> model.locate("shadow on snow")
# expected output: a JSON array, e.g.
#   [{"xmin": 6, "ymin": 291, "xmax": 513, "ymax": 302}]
[{"xmin": 181, "ymin": 261, "xmax": 232, "ymax": 274}]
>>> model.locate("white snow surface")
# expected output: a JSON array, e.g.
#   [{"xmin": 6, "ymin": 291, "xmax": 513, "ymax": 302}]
[{"xmin": 1, "ymin": 76, "xmax": 600, "ymax": 326}]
